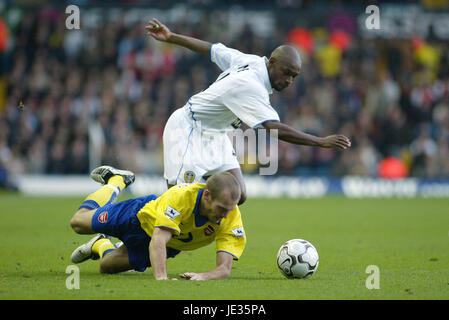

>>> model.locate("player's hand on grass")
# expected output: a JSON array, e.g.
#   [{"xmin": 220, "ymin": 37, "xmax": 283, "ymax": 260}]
[
  {"xmin": 179, "ymin": 272, "xmax": 206, "ymax": 280},
  {"xmin": 319, "ymin": 134, "xmax": 351, "ymax": 149},
  {"xmin": 145, "ymin": 18, "xmax": 171, "ymax": 42}
]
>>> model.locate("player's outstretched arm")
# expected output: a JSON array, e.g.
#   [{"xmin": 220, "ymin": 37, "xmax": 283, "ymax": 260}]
[
  {"xmin": 149, "ymin": 227, "xmax": 175, "ymax": 280},
  {"xmin": 262, "ymin": 120, "xmax": 351, "ymax": 150},
  {"xmin": 179, "ymin": 252, "xmax": 233, "ymax": 280},
  {"xmin": 145, "ymin": 18, "xmax": 211, "ymax": 56}
]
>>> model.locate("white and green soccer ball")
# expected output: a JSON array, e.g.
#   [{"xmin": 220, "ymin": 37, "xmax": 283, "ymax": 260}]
[{"xmin": 277, "ymin": 239, "xmax": 319, "ymax": 279}]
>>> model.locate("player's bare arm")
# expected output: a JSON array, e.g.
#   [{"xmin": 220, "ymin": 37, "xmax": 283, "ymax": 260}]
[
  {"xmin": 179, "ymin": 251, "xmax": 233, "ymax": 280},
  {"xmin": 145, "ymin": 18, "xmax": 211, "ymax": 56},
  {"xmin": 149, "ymin": 227, "xmax": 174, "ymax": 280},
  {"xmin": 262, "ymin": 120, "xmax": 351, "ymax": 150}
]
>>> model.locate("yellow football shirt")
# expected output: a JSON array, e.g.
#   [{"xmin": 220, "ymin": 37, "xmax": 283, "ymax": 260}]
[{"xmin": 136, "ymin": 183, "xmax": 246, "ymax": 260}]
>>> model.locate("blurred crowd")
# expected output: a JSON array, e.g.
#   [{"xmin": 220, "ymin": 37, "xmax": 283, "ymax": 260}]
[{"xmin": 0, "ymin": 4, "xmax": 448, "ymax": 184}]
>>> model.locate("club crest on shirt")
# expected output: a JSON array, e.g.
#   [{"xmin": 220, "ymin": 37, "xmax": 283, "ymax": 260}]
[
  {"xmin": 98, "ymin": 212, "xmax": 108, "ymax": 224},
  {"xmin": 184, "ymin": 171, "xmax": 196, "ymax": 183},
  {"xmin": 204, "ymin": 225, "xmax": 215, "ymax": 236},
  {"xmin": 164, "ymin": 205, "xmax": 181, "ymax": 220}
]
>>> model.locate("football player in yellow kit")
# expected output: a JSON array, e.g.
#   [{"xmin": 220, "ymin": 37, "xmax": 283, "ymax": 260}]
[{"xmin": 69, "ymin": 166, "xmax": 246, "ymax": 280}]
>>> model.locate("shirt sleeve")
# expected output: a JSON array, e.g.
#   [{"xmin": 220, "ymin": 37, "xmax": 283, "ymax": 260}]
[
  {"xmin": 211, "ymin": 42, "xmax": 250, "ymax": 71},
  {"xmin": 215, "ymin": 207, "xmax": 246, "ymax": 260},
  {"xmin": 152, "ymin": 195, "xmax": 184, "ymax": 235},
  {"xmin": 220, "ymin": 80, "xmax": 280, "ymax": 129}
]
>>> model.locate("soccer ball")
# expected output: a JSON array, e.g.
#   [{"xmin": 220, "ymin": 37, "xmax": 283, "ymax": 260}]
[{"xmin": 277, "ymin": 239, "xmax": 319, "ymax": 279}]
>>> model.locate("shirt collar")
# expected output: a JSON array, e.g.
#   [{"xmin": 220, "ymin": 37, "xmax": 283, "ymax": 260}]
[
  {"xmin": 262, "ymin": 56, "xmax": 273, "ymax": 95},
  {"xmin": 193, "ymin": 187, "xmax": 221, "ymax": 226},
  {"xmin": 193, "ymin": 188, "xmax": 209, "ymax": 227}
]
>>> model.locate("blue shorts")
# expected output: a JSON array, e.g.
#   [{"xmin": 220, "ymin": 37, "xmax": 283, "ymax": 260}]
[{"xmin": 91, "ymin": 195, "xmax": 180, "ymax": 272}]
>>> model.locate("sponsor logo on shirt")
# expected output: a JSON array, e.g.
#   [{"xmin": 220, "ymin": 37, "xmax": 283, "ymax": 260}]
[{"xmin": 173, "ymin": 232, "xmax": 193, "ymax": 243}]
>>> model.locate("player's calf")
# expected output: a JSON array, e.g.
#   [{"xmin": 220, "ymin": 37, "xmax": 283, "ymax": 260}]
[{"xmin": 99, "ymin": 245, "xmax": 133, "ymax": 274}]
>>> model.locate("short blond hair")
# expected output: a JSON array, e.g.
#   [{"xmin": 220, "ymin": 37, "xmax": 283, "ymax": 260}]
[{"xmin": 205, "ymin": 172, "xmax": 241, "ymax": 202}]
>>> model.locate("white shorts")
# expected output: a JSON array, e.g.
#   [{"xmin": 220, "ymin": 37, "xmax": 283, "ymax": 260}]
[{"xmin": 163, "ymin": 107, "xmax": 240, "ymax": 185}]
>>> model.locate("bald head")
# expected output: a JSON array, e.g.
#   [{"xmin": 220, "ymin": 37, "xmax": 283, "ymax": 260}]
[
  {"xmin": 270, "ymin": 45, "xmax": 302, "ymax": 68},
  {"xmin": 267, "ymin": 45, "xmax": 302, "ymax": 91}
]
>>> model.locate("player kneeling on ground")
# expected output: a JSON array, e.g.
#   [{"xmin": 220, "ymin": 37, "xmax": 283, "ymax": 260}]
[{"xmin": 69, "ymin": 166, "xmax": 246, "ymax": 280}]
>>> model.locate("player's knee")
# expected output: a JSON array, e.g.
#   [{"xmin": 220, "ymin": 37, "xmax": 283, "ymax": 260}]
[
  {"xmin": 99, "ymin": 263, "xmax": 114, "ymax": 274},
  {"xmin": 70, "ymin": 210, "xmax": 90, "ymax": 234},
  {"xmin": 70, "ymin": 215, "xmax": 83, "ymax": 234},
  {"xmin": 99, "ymin": 259, "xmax": 120, "ymax": 274}
]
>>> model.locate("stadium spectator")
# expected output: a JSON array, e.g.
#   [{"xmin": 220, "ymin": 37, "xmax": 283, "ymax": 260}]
[{"xmin": 0, "ymin": 5, "xmax": 448, "ymax": 179}]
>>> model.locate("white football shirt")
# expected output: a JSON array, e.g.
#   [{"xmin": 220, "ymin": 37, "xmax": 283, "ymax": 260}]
[{"xmin": 184, "ymin": 43, "xmax": 280, "ymax": 131}]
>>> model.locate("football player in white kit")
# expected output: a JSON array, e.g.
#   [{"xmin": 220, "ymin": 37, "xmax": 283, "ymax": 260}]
[{"xmin": 145, "ymin": 18, "xmax": 351, "ymax": 204}]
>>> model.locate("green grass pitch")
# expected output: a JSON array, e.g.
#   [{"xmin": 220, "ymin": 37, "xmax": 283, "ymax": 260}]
[{"xmin": 0, "ymin": 193, "xmax": 448, "ymax": 300}]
